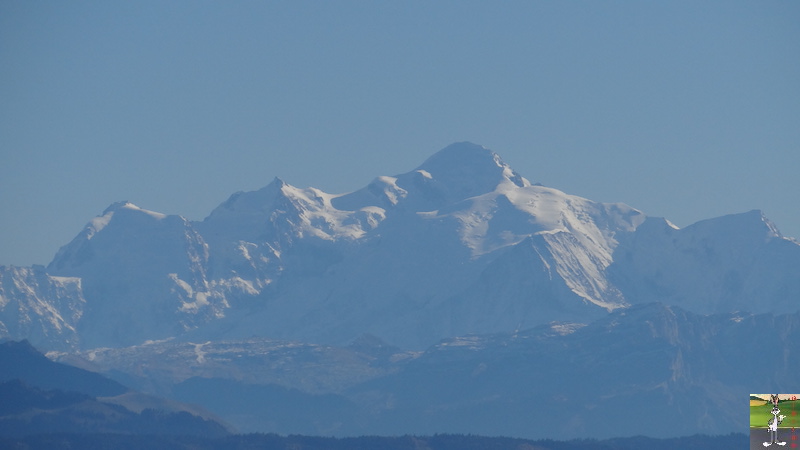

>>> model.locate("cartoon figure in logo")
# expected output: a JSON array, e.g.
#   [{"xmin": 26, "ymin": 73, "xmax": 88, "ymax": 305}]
[{"xmin": 764, "ymin": 394, "xmax": 787, "ymax": 447}]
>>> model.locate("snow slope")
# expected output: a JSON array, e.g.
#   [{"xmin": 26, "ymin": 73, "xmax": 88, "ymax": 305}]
[{"xmin": 1, "ymin": 142, "xmax": 798, "ymax": 350}]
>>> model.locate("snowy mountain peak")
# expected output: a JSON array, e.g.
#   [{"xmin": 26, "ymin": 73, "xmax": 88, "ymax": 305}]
[
  {"xmin": 46, "ymin": 201, "xmax": 178, "ymax": 273},
  {"xmin": 413, "ymin": 142, "xmax": 530, "ymax": 198},
  {"xmin": 333, "ymin": 143, "xmax": 533, "ymax": 213},
  {"xmin": 46, "ymin": 199, "xmax": 194, "ymax": 277},
  {"xmin": 100, "ymin": 201, "xmax": 168, "ymax": 220},
  {"xmin": 682, "ymin": 209, "xmax": 784, "ymax": 242},
  {"xmin": 211, "ymin": 178, "xmax": 287, "ymax": 215},
  {"xmin": 101, "ymin": 200, "xmax": 131, "ymax": 215}
]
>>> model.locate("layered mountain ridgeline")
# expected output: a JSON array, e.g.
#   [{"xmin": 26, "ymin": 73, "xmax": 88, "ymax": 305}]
[
  {"xmin": 0, "ymin": 432, "xmax": 747, "ymax": 450},
  {"xmin": 0, "ymin": 340, "xmax": 230, "ymax": 438},
  {"xmin": 2, "ymin": 142, "xmax": 798, "ymax": 440},
  {"xmin": 2, "ymin": 142, "xmax": 798, "ymax": 351},
  {"xmin": 0, "ymin": 339, "xmax": 126, "ymax": 396},
  {"xmin": 57, "ymin": 304, "xmax": 800, "ymax": 439}
]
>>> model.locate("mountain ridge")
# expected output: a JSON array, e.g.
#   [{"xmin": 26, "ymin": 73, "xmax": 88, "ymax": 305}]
[
  {"xmin": 0, "ymin": 339, "xmax": 232, "ymax": 437},
  {"xmin": 2, "ymin": 141, "xmax": 798, "ymax": 439},
  {"xmin": 53, "ymin": 302, "xmax": 800, "ymax": 438},
  {"xmin": 1, "ymin": 142, "xmax": 798, "ymax": 351}
]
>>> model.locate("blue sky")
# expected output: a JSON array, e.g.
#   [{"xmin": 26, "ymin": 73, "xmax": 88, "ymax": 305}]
[{"xmin": 1, "ymin": 1, "xmax": 798, "ymax": 266}]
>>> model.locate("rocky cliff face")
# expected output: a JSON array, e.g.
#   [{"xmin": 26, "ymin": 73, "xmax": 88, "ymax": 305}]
[{"xmin": 0, "ymin": 265, "xmax": 84, "ymax": 351}]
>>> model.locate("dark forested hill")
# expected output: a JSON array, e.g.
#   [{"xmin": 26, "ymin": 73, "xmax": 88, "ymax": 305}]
[
  {"xmin": 0, "ymin": 339, "xmax": 127, "ymax": 397},
  {"xmin": 0, "ymin": 432, "xmax": 747, "ymax": 450},
  {"xmin": 0, "ymin": 340, "xmax": 229, "ymax": 438}
]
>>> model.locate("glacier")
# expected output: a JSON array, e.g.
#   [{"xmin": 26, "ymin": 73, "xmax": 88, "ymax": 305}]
[{"xmin": 1, "ymin": 142, "xmax": 798, "ymax": 351}]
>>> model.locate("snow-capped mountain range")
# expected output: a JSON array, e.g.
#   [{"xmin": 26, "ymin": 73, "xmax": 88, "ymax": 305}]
[{"xmin": 1, "ymin": 142, "xmax": 799, "ymax": 351}]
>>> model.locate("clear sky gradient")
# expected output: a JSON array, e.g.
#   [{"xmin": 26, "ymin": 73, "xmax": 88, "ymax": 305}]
[{"xmin": 2, "ymin": 1, "xmax": 799, "ymax": 266}]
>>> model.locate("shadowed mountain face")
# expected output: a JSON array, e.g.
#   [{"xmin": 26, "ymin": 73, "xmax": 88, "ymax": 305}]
[
  {"xmin": 0, "ymin": 339, "xmax": 127, "ymax": 397},
  {"xmin": 0, "ymin": 340, "xmax": 229, "ymax": 438},
  {"xmin": 62, "ymin": 304, "xmax": 800, "ymax": 439},
  {"xmin": 2, "ymin": 142, "xmax": 797, "ymax": 352},
  {"xmin": 0, "ymin": 380, "xmax": 229, "ymax": 438}
]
